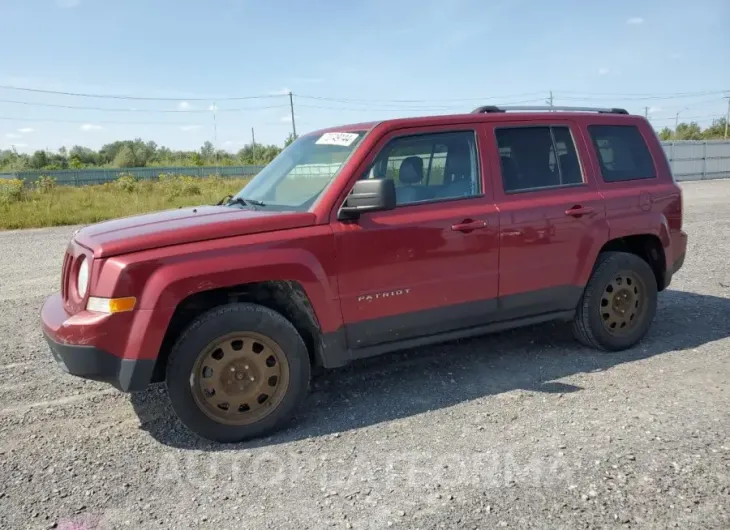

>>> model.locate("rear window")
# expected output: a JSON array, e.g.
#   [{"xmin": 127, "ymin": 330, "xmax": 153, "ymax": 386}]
[{"xmin": 588, "ymin": 125, "xmax": 656, "ymax": 182}]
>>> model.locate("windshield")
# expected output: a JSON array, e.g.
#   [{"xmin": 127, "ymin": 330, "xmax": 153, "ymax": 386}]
[{"xmin": 232, "ymin": 130, "xmax": 366, "ymax": 211}]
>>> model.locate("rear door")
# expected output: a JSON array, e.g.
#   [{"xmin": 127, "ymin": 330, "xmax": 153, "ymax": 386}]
[
  {"xmin": 483, "ymin": 119, "xmax": 609, "ymax": 318},
  {"xmin": 331, "ymin": 125, "xmax": 500, "ymax": 349}
]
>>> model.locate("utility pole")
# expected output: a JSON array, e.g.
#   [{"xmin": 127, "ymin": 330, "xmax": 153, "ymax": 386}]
[
  {"xmin": 212, "ymin": 100, "xmax": 218, "ymax": 165},
  {"xmin": 251, "ymin": 127, "xmax": 256, "ymax": 163},
  {"xmin": 546, "ymin": 91, "xmax": 554, "ymax": 110},
  {"xmin": 288, "ymin": 91, "xmax": 297, "ymax": 138},
  {"xmin": 674, "ymin": 111, "xmax": 680, "ymax": 139},
  {"xmin": 644, "ymin": 106, "xmax": 649, "ymax": 119},
  {"xmin": 724, "ymin": 96, "xmax": 729, "ymax": 139}
]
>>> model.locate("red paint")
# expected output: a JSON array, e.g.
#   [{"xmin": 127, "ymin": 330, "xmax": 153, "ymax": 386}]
[{"xmin": 41, "ymin": 110, "xmax": 687, "ymax": 365}]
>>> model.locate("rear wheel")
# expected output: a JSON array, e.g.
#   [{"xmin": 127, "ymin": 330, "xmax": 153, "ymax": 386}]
[
  {"xmin": 166, "ymin": 303, "xmax": 310, "ymax": 443},
  {"xmin": 573, "ymin": 251, "xmax": 658, "ymax": 351}
]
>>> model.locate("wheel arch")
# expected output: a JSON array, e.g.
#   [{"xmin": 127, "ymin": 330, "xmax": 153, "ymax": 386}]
[
  {"xmin": 151, "ymin": 280, "xmax": 329, "ymax": 383},
  {"xmin": 596, "ymin": 233, "xmax": 667, "ymax": 291}
]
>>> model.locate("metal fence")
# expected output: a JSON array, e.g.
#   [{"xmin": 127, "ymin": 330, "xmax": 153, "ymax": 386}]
[
  {"xmin": 660, "ymin": 140, "xmax": 730, "ymax": 181},
  {"xmin": 1, "ymin": 140, "xmax": 729, "ymax": 185},
  {"xmin": 0, "ymin": 165, "xmax": 264, "ymax": 186}
]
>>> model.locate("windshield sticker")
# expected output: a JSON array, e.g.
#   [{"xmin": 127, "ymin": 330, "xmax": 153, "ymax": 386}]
[{"xmin": 315, "ymin": 132, "xmax": 359, "ymax": 147}]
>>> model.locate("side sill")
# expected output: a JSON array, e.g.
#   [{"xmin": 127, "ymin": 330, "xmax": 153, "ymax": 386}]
[{"xmin": 347, "ymin": 310, "xmax": 575, "ymax": 362}]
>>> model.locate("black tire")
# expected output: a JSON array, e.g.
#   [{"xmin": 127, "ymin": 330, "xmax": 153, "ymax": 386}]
[
  {"xmin": 166, "ymin": 303, "xmax": 311, "ymax": 443},
  {"xmin": 573, "ymin": 251, "xmax": 658, "ymax": 351}
]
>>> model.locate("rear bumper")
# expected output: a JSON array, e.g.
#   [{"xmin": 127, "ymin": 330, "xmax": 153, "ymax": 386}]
[
  {"xmin": 41, "ymin": 293, "xmax": 155, "ymax": 392},
  {"xmin": 664, "ymin": 230, "xmax": 687, "ymax": 289}
]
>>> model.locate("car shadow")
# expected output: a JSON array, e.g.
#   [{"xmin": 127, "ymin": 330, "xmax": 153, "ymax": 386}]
[{"xmin": 130, "ymin": 289, "xmax": 730, "ymax": 451}]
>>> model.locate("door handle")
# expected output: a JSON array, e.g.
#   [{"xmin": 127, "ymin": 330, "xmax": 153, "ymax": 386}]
[
  {"xmin": 564, "ymin": 205, "xmax": 594, "ymax": 217},
  {"xmin": 451, "ymin": 219, "xmax": 488, "ymax": 232}
]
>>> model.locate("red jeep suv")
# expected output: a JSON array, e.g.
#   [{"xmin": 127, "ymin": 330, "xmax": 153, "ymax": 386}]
[{"xmin": 41, "ymin": 105, "xmax": 687, "ymax": 442}]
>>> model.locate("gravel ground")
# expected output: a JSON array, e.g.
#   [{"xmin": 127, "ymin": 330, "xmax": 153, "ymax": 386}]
[{"xmin": 1, "ymin": 180, "xmax": 729, "ymax": 530}]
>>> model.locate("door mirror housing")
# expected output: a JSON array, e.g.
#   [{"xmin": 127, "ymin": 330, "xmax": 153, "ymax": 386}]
[{"xmin": 338, "ymin": 178, "xmax": 396, "ymax": 220}]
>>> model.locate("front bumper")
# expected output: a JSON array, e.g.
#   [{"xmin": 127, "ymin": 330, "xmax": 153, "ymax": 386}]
[{"xmin": 41, "ymin": 293, "xmax": 155, "ymax": 392}]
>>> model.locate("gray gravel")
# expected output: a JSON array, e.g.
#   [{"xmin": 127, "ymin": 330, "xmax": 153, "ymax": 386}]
[{"xmin": 1, "ymin": 180, "xmax": 730, "ymax": 530}]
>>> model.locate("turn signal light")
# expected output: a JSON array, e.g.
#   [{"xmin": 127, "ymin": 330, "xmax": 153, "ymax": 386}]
[{"xmin": 86, "ymin": 296, "xmax": 137, "ymax": 314}]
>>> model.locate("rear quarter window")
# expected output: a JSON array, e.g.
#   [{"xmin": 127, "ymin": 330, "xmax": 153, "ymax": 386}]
[{"xmin": 588, "ymin": 125, "xmax": 656, "ymax": 182}]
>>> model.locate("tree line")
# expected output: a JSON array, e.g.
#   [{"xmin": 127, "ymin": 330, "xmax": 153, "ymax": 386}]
[
  {"xmin": 1, "ymin": 118, "xmax": 728, "ymax": 173},
  {"xmin": 657, "ymin": 117, "xmax": 728, "ymax": 141},
  {"xmin": 1, "ymin": 133, "xmax": 297, "ymax": 173}
]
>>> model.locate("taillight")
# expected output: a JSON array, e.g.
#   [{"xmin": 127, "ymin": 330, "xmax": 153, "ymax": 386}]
[{"xmin": 60, "ymin": 252, "xmax": 73, "ymax": 300}]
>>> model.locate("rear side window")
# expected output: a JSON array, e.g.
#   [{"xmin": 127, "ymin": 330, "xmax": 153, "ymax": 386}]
[
  {"xmin": 496, "ymin": 126, "xmax": 584, "ymax": 193},
  {"xmin": 588, "ymin": 125, "xmax": 656, "ymax": 182}
]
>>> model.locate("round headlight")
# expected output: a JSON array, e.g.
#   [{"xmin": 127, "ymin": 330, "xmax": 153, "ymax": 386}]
[{"xmin": 77, "ymin": 257, "xmax": 89, "ymax": 298}]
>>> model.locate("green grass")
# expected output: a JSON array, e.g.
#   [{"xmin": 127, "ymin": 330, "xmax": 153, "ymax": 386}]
[{"xmin": 0, "ymin": 175, "xmax": 251, "ymax": 230}]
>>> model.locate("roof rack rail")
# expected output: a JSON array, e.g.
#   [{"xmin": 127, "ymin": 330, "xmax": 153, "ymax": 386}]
[{"xmin": 471, "ymin": 105, "xmax": 629, "ymax": 115}]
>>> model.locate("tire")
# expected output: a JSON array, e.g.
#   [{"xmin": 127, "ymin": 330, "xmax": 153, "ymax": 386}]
[
  {"xmin": 166, "ymin": 303, "xmax": 311, "ymax": 443},
  {"xmin": 573, "ymin": 251, "xmax": 658, "ymax": 351}
]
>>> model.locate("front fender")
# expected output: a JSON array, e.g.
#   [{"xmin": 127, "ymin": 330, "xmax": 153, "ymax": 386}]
[{"xmin": 98, "ymin": 226, "xmax": 340, "ymax": 361}]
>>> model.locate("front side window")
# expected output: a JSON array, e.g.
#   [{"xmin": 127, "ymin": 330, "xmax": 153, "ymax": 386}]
[
  {"xmin": 496, "ymin": 126, "xmax": 584, "ymax": 193},
  {"xmin": 362, "ymin": 131, "xmax": 480, "ymax": 206},
  {"xmin": 588, "ymin": 125, "xmax": 656, "ymax": 182},
  {"xmin": 233, "ymin": 131, "xmax": 366, "ymax": 210}
]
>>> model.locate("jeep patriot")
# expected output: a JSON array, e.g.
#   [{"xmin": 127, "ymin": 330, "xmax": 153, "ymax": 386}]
[{"xmin": 41, "ymin": 105, "xmax": 687, "ymax": 442}]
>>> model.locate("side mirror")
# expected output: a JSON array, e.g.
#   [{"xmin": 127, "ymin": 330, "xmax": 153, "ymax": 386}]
[{"xmin": 338, "ymin": 178, "xmax": 396, "ymax": 220}]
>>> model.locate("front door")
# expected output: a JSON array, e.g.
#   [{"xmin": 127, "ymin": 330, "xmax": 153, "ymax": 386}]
[
  {"xmin": 332, "ymin": 127, "xmax": 500, "ymax": 349},
  {"xmin": 484, "ymin": 120, "xmax": 609, "ymax": 318}
]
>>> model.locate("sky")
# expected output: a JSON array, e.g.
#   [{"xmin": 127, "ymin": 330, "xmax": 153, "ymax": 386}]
[{"xmin": 0, "ymin": 0, "xmax": 728, "ymax": 154}]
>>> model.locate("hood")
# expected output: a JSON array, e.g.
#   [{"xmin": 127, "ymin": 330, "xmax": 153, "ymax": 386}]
[{"xmin": 74, "ymin": 205, "xmax": 317, "ymax": 258}]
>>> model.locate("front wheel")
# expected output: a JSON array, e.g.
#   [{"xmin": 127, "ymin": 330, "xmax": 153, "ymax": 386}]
[
  {"xmin": 573, "ymin": 251, "xmax": 658, "ymax": 351},
  {"xmin": 166, "ymin": 303, "xmax": 311, "ymax": 443}
]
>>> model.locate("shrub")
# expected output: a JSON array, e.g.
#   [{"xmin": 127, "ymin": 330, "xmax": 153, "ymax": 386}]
[
  {"xmin": 115, "ymin": 174, "xmax": 138, "ymax": 193},
  {"xmin": 0, "ymin": 179, "xmax": 25, "ymax": 204},
  {"xmin": 158, "ymin": 174, "xmax": 201, "ymax": 198},
  {"xmin": 35, "ymin": 175, "xmax": 57, "ymax": 194}
]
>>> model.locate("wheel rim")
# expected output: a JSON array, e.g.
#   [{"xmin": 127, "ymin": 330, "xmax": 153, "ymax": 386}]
[
  {"xmin": 190, "ymin": 331, "xmax": 290, "ymax": 426},
  {"xmin": 599, "ymin": 270, "xmax": 646, "ymax": 335}
]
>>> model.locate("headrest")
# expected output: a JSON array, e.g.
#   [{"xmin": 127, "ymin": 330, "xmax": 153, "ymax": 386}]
[{"xmin": 399, "ymin": 156, "xmax": 424, "ymax": 185}]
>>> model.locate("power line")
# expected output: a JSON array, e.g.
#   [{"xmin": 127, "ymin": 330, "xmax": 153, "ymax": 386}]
[
  {"xmin": 0, "ymin": 84, "xmax": 285, "ymax": 101},
  {"xmin": 649, "ymin": 114, "xmax": 720, "ymax": 122},
  {"xmin": 0, "ymin": 98, "xmax": 291, "ymax": 113},
  {"xmin": 294, "ymin": 98, "xmax": 546, "ymax": 112},
  {"xmin": 2, "ymin": 83, "xmax": 726, "ymax": 105},
  {"xmin": 294, "ymin": 91, "xmax": 546, "ymax": 104},
  {"xmin": 0, "ymin": 115, "xmax": 206, "ymax": 126},
  {"xmin": 556, "ymin": 89, "xmax": 728, "ymax": 97}
]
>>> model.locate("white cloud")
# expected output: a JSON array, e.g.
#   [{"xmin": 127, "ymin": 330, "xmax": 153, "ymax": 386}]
[
  {"xmin": 18, "ymin": 127, "xmax": 35, "ymax": 133},
  {"xmin": 180, "ymin": 125, "xmax": 201, "ymax": 132},
  {"xmin": 269, "ymin": 88, "xmax": 291, "ymax": 96},
  {"xmin": 626, "ymin": 17, "xmax": 644, "ymax": 25},
  {"xmin": 80, "ymin": 124, "xmax": 103, "ymax": 131},
  {"xmin": 56, "ymin": 0, "xmax": 81, "ymax": 7},
  {"xmin": 598, "ymin": 67, "xmax": 611, "ymax": 76},
  {"xmin": 5, "ymin": 133, "xmax": 21, "ymax": 139},
  {"xmin": 208, "ymin": 104, "xmax": 218, "ymax": 112},
  {"xmin": 178, "ymin": 101, "xmax": 191, "ymax": 111},
  {"xmin": 5, "ymin": 142, "xmax": 28, "ymax": 148},
  {"xmin": 280, "ymin": 115, "xmax": 294, "ymax": 123},
  {"xmin": 223, "ymin": 140, "xmax": 246, "ymax": 146},
  {"xmin": 648, "ymin": 106, "xmax": 662, "ymax": 114}
]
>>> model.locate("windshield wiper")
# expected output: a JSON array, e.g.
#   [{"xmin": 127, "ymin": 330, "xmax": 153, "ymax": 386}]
[
  {"xmin": 220, "ymin": 196, "xmax": 266, "ymax": 208},
  {"xmin": 216, "ymin": 194, "xmax": 233, "ymax": 205},
  {"xmin": 239, "ymin": 197, "xmax": 266, "ymax": 206}
]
